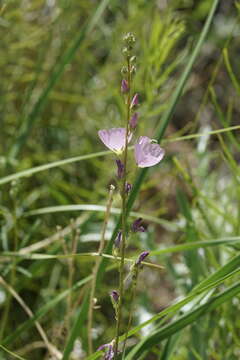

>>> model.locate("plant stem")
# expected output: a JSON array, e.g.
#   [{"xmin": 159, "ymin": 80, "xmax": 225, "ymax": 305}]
[
  {"xmin": 67, "ymin": 223, "xmax": 79, "ymax": 331},
  {"xmin": 114, "ymin": 58, "xmax": 131, "ymax": 358},
  {"xmin": 122, "ymin": 267, "xmax": 139, "ymax": 357},
  {"xmin": 87, "ymin": 185, "xmax": 115, "ymax": 354}
]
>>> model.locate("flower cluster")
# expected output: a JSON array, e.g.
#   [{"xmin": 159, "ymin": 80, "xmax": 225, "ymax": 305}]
[
  {"xmin": 98, "ymin": 129, "xmax": 165, "ymax": 168},
  {"xmin": 98, "ymin": 33, "xmax": 165, "ymax": 169}
]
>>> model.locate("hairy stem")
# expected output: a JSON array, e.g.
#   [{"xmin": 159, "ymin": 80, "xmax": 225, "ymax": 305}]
[
  {"xmin": 114, "ymin": 58, "xmax": 131, "ymax": 358},
  {"xmin": 88, "ymin": 185, "xmax": 115, "ymax": 354}
]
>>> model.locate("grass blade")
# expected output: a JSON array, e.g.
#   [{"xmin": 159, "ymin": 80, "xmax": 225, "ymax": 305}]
[
  {"xmin": 62, "ymin": 292, "xmax": 89, "ymax": 360},
  {"xmin": 126, "ymin": 281, "xmax": 240, "ymax": 358}
]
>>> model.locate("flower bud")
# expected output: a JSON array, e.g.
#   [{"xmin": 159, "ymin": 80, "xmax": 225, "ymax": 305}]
[
  {"xmin": 130, "ymin": 65, "xmax": 137, "ymax": 75},
  {"xmin": 123, "ymin": 32, "xmax": 136, "ymax": 48},
  {"xmin": 116, "ymin": 159, "xmax": 124, "ymax": 179},
  {"xmin": 121, "ymin": 79, "xmax": 129, "ymax": 93},
  {"xmin": 130, "ymin": 55, "xmax": 136, "ymax": 63},
  {"xmin": 114, "ymin": 231, "xmax": 122, "ymax": 248},
  {"xmin": 121, "ymin": 66, "xmax": 128, "ymax": 75},
  {"xmin": 122, "ymin": 46, "xmax": 130, "ymax": 58},
  {"xmin": 130, "ymin": 93, "xmax": 139, "ymax": 109},
  {"xmin": 130, "ymin": 112, "xmax": 138, "ymax": 129},
  {"xmin": 110, "ymin": 290, "xmax": 119, "ymax": 303},
  {"xmin": 98, "ymin": 343, "xmax": 114, "ymax": 360},
  {"xmin": 136, "ymin": 251, "xmax": 149, "ymax": 266},
  {"xmin": 131, "ymin": 218, "xmax": 145, "ymax": 233},
  {"xmin": 125, "ymin": 182, "xmax": 132, "ymax": 195}
]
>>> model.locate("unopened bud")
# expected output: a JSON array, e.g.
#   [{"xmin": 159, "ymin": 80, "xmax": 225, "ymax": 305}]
[
  {"xmin": 110, "ymin": 290, "xmax": 119, "ymax": 303},
  {"xmin": 123, "ymin": 32, "xmax": 136, "ymax": 49},
  {"xmin": 114, "ymin": 231, "xmax": 122, "ymax": 248},
  {"xmin": 116, "ymin": 159, "xmax": 124, "ymax": 179},
  {"xmin": 122, "ymin": 46, "xmax": 130, "ymax": 58},
  {"xmin": 131, "ymin": 65, "xmax": 137, "ymax": 75},
  {"xmin": 131, "ymin": 218, "xmax": 146, "ymax": 233},
  {"xmin": 130, "ymin": 93, "xmax": 139, "ymax": 109},
  {"xmin": 136, "ymin": 251, "xmax": 149, "ymax": 266},
  {"xmin": 130, "ymin": 55, "xmax": 136, "ymax": 63},
  {"xmin": 121, "ymin": 79, "xmax": 129, "ymax": 93},
  {"xmin": 121, "ymin": 66, "xmax": 128, "ymax": 76},
  {"xmin": 125, "ymin": 182, "xmax": 132, "ymax": 195},
  {"xmin": 130, "ymin": 112, "xmax": 138, "ymax": 129}
]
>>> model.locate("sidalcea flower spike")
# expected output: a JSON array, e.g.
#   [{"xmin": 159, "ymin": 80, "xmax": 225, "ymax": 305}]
[
  {"xmin": 98, "ymin": 128, "xmax": 132, "ymax": 154},
  {"xmin": 134, "ymin": 136, "xmax": 165, "ymax": 168}
]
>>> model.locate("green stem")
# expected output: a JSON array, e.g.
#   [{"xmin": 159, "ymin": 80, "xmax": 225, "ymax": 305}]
[
  {"xmin": 87, "ymin": 185, "xmax": 115, "ymax": 354},
  {"xmin": 122, "ymin": 266, "xmax": 139, "ymax": 358},
  {"xmin": 114, "ymin": 58, "xmax": 131, "ymax": 358}
]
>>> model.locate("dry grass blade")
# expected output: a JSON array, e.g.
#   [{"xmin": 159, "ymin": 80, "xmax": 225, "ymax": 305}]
[{"xmin": 0, "ymin": 276, "xmax": 62, "ymax": 360}]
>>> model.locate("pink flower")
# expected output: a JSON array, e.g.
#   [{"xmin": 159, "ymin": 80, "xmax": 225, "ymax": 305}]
[
  {"xmin": 134, "ymin": 136, "xmax": 165, "ymax": 168},
  {"xmin": 98, "ymin": 128, "xmax": 132, "ymax": 154}
]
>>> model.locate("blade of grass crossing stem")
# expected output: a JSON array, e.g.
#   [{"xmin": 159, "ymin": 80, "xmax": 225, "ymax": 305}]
[
  {"xmin": 95, "ymin": 0, "xmax": 220, "ymax": 290},
  {"xmin": 62, "ymin": 292, "xmax": 89, "ymax": 360},
  {"xmin": 123, "ymin": 267, "xmax": 240, "ymax": 346},
  {"xmin": 125, "ymin": 281, "xmax": 240, "ymax": 358},
  {"xmin": 8, "ymin": 0, "xmax": 111, "ymax": 159},
  {"xmin": 87, "ymin": 259, "xmax": 240, "ymax": 359}
]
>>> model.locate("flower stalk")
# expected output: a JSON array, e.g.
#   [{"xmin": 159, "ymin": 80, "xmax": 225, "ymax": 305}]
[
  {"xmin": 114, "ymin": 54, "xmax": 132, "ymax": 358},
  {"xmin": 122, "ymin": 252, "xmax": 149, "ymax": 357},
  {"xmin": 113, "ymin": 32, "xmax": 138, "ymax": 357},
  {"xmin": 97, "ymin": 32, "xmax": 165, "ymax": 358},
  {"xmin": 87, "ymin": 184, "xmax": 115, "ymax": 355}
]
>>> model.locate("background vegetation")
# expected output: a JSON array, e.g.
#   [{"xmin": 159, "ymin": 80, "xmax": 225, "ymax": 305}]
[{"xmin": 0, "ymin": 0, "xmax": 240, "ymax": 359}]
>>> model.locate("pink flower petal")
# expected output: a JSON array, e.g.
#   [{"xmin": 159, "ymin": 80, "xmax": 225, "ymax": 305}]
[
  {"xmin": 134, "ymin": 136, "xmax": 165, "ymax": 168},
  {"xmin": 98, "ymin": 128, "xmax": 132, "ymax": 154}
]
